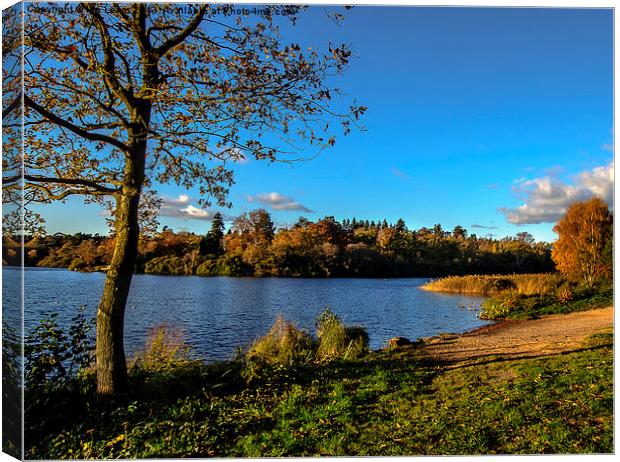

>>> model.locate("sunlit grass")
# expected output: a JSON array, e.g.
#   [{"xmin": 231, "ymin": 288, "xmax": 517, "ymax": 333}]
[{"xmin": 29, "ymin": 330, "xmax": 612, "ymax": 458}]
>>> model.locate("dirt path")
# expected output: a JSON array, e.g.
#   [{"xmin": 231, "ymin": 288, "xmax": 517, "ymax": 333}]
[{"xmin": 421, "ymin": 307, "xmax": 613, "ymax": 367}]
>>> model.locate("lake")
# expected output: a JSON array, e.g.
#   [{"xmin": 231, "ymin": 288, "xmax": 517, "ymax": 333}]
[{"xmin": 3, "ymin": 267, "xmax": 491, "ymax": 362}]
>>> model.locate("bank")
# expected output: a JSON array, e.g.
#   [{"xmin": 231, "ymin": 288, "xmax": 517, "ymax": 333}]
[{"xmin": 26, "ymin": 303, "xmax": 613, "ymax": 458}]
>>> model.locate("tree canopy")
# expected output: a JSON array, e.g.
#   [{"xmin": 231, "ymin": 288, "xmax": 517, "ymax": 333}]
[
  {"xmin": 7, "ymin": 212, "xmax": 555, "ymax": 279},
  {"xmin": 4, "ymin": 3, "xmax": 365, "ymax": 395},
  {"xmin": 551, "ymin": 197, "xmax": 613, "ymax": 287}
]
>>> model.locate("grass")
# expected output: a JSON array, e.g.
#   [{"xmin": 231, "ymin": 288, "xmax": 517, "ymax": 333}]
[
  {"xmin": 421, "ymin": 273, "xmax": 562, "ymax": 296},
  {"xmin": 27, "ymin": 328, "xmax": 613, "ymax": 458},
  {"xmin": 480, "ymin": 286, "xmax": 613, "ymax": 320}
]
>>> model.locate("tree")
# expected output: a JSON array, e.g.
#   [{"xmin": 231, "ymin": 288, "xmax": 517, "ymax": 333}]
[
  {"xmin": 199, "ymin": 211, "xmax": 225, "ymax": 255},
  {"xmin": 376, "ymin": 227, "xmax": 397, "ymax": 252},
  {"xmin": 432, "ymin": 224, "xmax": 446, "ymax": 240},
  {"xmin": 293, "ymin": 216, "xmax": 311, "ymax": 229},
  {"xmin": 10, "ymin": 4, "xmax": 364, "ymax": 395},
  {"xmin": 516, "ymin": 231, "xmax": 535, "ymax": 245},
  {"xmin": 249, "ymin": 209, "xmax": 275, "ymax": 245},
  {"xmin": 395, "ymin": 218, "xmax": 407, "ymax": 232},
  {"xmin": 551, "ymin": 197, "xmax": 613, "ymax": 286},
  {"xmin": 210, "ymin": 212, "xmax": 225, "ymax": 240},
  {"xmin": 452, "ymin": 225, "xmax": 467, "ymax": 240}
]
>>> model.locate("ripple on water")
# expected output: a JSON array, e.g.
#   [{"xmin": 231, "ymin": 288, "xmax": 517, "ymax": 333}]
[{"xmin": 11, "ymin": 268, "xmax": 492, "ymax": 361}]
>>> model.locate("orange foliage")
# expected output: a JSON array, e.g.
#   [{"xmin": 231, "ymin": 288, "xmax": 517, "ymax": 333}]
[{"xmin": 551, "ymin": 197, "xmax": 612, "ymax": 286}]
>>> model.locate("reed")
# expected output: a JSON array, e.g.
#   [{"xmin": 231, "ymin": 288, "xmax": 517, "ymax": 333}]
[
  {"xmin": 132, "ymin": 324, "xmax": 192, "ymax": 372},
  {"xmin": 315, "ymin": 309, "xmax": 368, "ymax": 362},
  {"xmin": 246, "ymin": 308, "xmax": 369, "ymax": 367},
  {"xmin": 421, "ymin": 273, "xmax": 562, "ymax": 296},
  {"xmin": 246, "ymin": 315, "xmax": 315, "ymax": 366}
]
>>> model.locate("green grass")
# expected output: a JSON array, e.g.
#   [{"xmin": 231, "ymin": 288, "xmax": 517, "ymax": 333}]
[
  {"xmin": 28, "ymin": 331, "xmax": 613, "ymax": 458},
  {"xmin": 481, "ymin": 287, "xmax": 613, "ymax": 320}
]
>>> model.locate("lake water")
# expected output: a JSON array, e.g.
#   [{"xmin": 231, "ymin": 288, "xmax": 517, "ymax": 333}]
[{"xmin": 3, "ymin": 267, "xmax": 491, "ymax": 362}]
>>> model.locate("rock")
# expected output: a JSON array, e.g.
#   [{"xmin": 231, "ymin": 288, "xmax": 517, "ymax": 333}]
[{"xmin": 387, "ymin": 336, "xmax": 412, "ymax": 348}]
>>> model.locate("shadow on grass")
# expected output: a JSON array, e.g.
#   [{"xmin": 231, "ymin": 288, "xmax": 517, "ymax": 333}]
[
  {"xmin": 27, "ymin": 344, "xmax": 443, "ymax": 457},
  {"xmin": 430, "ymin": 342, "xmax": 612, "ymax": 372}
]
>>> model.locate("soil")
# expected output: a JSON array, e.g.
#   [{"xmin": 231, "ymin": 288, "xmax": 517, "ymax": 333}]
[{"xmin": 420, "ymin": 307, "xmax": 613, "ymax": 367}]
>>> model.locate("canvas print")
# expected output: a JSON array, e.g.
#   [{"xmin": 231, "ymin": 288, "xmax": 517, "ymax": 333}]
[{"xmin": 1, "ymin": 1, "xmax": 614, "ymax": 458}]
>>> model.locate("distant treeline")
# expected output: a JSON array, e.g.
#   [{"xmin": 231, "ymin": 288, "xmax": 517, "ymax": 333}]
[{"xmin": 3, "ymin": 209, "xmax": 554, "ymax": 277}]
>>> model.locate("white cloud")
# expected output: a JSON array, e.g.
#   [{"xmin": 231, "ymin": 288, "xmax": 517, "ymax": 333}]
[
  {"xmin": 247, "ymin": 192, "xmax": 313, "ymax": 213},
  {"xmin": 163, "ymin": 194, "xmax": 191, "ymax": 206},
  {"xmin": 180, "ymin": 205, "xmax": 211, "ymax": 219},
  {"xmin": 500, "ymin": 161, "xmax": 614, "ymax": 225},
  {"xmin": 159, "ymin": 194, "xmax": 213, "ymax": 221},
  {"xmin": 471, "ymin": 224, "xmax": 498, "ymax": 230}
]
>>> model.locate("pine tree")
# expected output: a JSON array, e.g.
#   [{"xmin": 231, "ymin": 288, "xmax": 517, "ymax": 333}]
[{"xmin": 200, "ymin": 212, "xmax": 225, "ymax": 256}]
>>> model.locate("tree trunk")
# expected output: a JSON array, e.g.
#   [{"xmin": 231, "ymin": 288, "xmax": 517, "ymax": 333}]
[
  {"xmin": 95, "ymin": 52, "xmax": 154, "ymax": 395},
  {"xmin": 96, "ymin": 190, "xmax": 141, "ymax": 396}
]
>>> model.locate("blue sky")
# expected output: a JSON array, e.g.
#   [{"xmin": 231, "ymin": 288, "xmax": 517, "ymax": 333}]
[{"xmin": 35, "ymin": 6, "xmax": 613, "ymax": 243}]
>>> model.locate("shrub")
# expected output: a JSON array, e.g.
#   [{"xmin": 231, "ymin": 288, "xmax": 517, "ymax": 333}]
[
  {"xmin": 68, "ymin": 258, "xmax": 85, "ymax": 271},
  {"xmin": 480, "ymin": 292, "xmax": 544, "ymax": 320},
  {"xmin": 316, "ymin": 308, "xmax": 368, "ymax": 361},
  {"xmin": 128, "ymin": 325, "xmax": 209, "ymax": 402},
  {"xmin": 144, "ymin": 256, "xmax": 188, "ymax": 275},
  {"xmin": 2, "ymin": 322, "xmax": 22, "ymax": 459},
  {"xmin": 244, "ymin": 308, "xmax": 369, "ymax": 372},
  {"xmin": 24, "ymin": 307, "xmax": 96, "ymax": 441},
  {"xmin": 25, "ymin": 306, "xmax": 95, "ymax": 387},
  {"xmin": 132, "ymin": 324, "xmax": 192, "ymax": 372},
  {"xmin": 555, "ymin": 285, "xmax": 574, "ymax": 303},
  {"xmin": 343, "ymin": 325, "xmax": 370, "ymax": 359},
  {"xmin": 480, "ymin": 294, "xmax": 518, "ymax": 320},
  {"xmin": 196, "ymin": 258, "xmax": 219, "ymax": 276},
  {"xmin": 246, "ymin": 315, "xmax": 315, "ymax": 366}
]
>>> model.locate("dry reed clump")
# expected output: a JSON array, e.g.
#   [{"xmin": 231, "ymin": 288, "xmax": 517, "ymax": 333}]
[
  {"xmin": 132, "ymin": 324, "xmax": 192, "ymax": 372},
  {"xmin": 421, "ymin": 273, "xmax": 562, "ymax": 296},
  {"xmin": 510, "ymin": 273, "xmax": 563, "ymax": 295},
  {"xmin": 246, "ymin": 315, "xmax": 315, "ymax": 366},
  {"xmin": 555, "ymin": 285, "xmax": 574, "ymax": 303},
  {"xmin": 246, "ymin": 309, "xmax": 369, "ymax": 368},
  {"xmin": 315, "ymin": 309, "xmax": 368, "ymax": 362}
]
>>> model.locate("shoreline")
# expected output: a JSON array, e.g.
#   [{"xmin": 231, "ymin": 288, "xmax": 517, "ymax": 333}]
[
  {"xmin": 5, "ymin": 265, "xmax": 546, "ymax": 281},
  {"xmin": 419, "ymin": 306, "xmax": 613, "ymax": 366}
]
